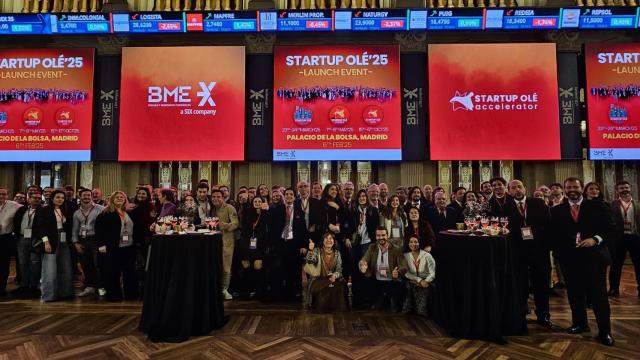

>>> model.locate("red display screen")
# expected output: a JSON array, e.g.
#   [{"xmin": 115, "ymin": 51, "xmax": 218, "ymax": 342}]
[
  {"xmin": 428, "ymin": 43, "xmax": 560, "ymax": 160},
  {"xmin": 0, "ymin": 48, "xmax": 94, "ymax": 161},
  {"xmin": 586, "ymin": 43, "xmax": 640, "ymax": 160},
  {"xmin": 273, "ymin": 45, "xmax": 402, "ymax": 160},
  {"xmin": 118, "ymin": 46, "xmax": 246, "ymax": 161}
]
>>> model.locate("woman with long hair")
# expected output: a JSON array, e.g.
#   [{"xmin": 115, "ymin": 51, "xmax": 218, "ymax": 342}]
[
  {"xmin": 402, "ymin": 236, "xmax": 436, "ymax": 316},
  {"xmin": 95, "ymin": 191, "xmax": 138, "ymax": 301},
  {"xmin": 129, "ymin": 187, "xmax": 154, "ymax": 296},
  {"xmin": 157, "ymin": 189, "xmax": 177, "ymax": 219},
  {"xmin": 318, "ymin": 183, "xmax": 348, "ymax": 278},
  {"xmin": 405, "ymin": 206, "xmax": 436, "ymax": 252},
  {"xmin": 350, "ymin": 189, "xmax": 380, "ymax": 308},
  {"xmin": 239, "ymin": 196, "xmax": 270, "ymax": 299},
  {"xmin": 177, "ymin": 194, "xmax": 201, "ymax": 225},
  {"xmin": 33, "ymin": 190, "xmax": 74, "ymax": 302},
  {"xmin": 380, "ymin": 195, "xmax": 407, "ymax": 249},
  {"xmin": 305, "ymin": 232, "xmax": 348, "ymax": 312}
]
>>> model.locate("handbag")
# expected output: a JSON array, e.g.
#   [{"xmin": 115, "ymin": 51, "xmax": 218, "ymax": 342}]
[{"xmin": 303, "ymin": 252, "xmax": 322, "ymax": 277}]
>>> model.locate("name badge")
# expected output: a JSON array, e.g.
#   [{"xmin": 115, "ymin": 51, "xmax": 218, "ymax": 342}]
[
  {"xmin": 80, "ymin": 225, "xmax": 87, "ymax": 238},
  {"xmin": 60, "ymin": 232, "xmax": 67, "ymax": 243},
  {"xmin": 249, "ymin": 236, "xmax": 257, "ymax": 250},
  {"xmin": 120, "ymin": 234, "xmax": 131, "ymax": 247},
  {"xmin": 521, "ymin": 227, "xmax": 534, "ymax": 240},
  {"xmin": 379, "ymin": 264, "xmax": 388, "ymax": 277},
  {"xmin": 23, "ymin": 229, "xmax": 32, "ymax": 239},
  {"xmin": 391, "ymin": 227, "xmax": 401, "ymax": 238}
]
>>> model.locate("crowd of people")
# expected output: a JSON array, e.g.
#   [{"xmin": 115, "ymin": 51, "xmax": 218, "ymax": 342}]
[{"xmin": 1, "ymin": 176, "xmax": 638, "ymax": 347}]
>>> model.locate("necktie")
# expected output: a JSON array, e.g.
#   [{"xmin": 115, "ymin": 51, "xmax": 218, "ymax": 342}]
[
  {"xmin": 286, "ymin": 205, "xmax": 292, "ymax": 221},
  {"xmin": 518, "ymin": 202, "xmax": 525, "ymax": 215},
  {"xmin": 571, "ymin": 204, "xmax": 580, "ymax": 222}
]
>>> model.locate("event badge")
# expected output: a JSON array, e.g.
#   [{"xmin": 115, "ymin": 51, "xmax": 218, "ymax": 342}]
[
  {"xmin": 392, "ymin": 227, "xmax": 401, "ymax": 238},
  {"xmin": 521, "ymin": 227, "xmax": 534, "ymax": 240},
  {"xmin": 379, "ymin": 264, "xmax": 388, "ymax": 278},
  {"xmin": 250, "ymin": 236, "xmax": 257, "ymax": 250},
  {"xmin": 81, "ymin": 225, "xmax": 87, "ymax": 238},
  {"xmin": 60, "ymin": 232, "xmax": 67, "ymax": 243},
  {"xmin": 120, "ymin": 232, "xmax": 131, "ymax": 247},
  {"xmin": 24, "ymin": 228, "xmax": 32, "ymax": 239}
]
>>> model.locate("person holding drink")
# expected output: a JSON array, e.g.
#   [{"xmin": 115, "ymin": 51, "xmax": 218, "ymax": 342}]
[{"xmin": 304, "ymin": 232, "xmax": 347, "ymax": 312}]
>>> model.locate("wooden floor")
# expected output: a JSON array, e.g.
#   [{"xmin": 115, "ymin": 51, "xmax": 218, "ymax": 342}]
[{"xmin": 0, "ymin": 265, "xmax": 639, "ymax": 359}]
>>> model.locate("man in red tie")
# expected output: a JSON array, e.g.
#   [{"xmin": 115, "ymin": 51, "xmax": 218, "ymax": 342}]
[
  {"xmin": 608, "ymin": 181, "xmax": 640, "ymax": 298},
  {"xmin": 550, "ymin": 177, "xmax": 615, "ymax": 346}
]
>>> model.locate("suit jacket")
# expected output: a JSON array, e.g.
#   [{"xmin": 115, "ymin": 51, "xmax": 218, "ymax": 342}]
[
  {"xmin": 426, "ymin": 206, "xmax": 458, "ymax": 235},
  {"xmin": 292, "ymin": 197, "xmax": 321, "ymax": 242},
  {"xmin": 360, "ymin": 242, "xmax": 407, "ymax": 280},
  {"xmin": 611, "ymin": 199, "xmax": 640, "ymax": 237},
  {"xmin": 317, "ymin": 200, "xmax": 348, "ymax": 244},
  {"xmin": 507, "ymin": 197, "xmax": 550, "ymax": 248},
  {"xmin": 403, "ymin": 201, "xmax": 431, "ymax": 221},
  {"xmin": 349, "ymin": 206, "xmax": 380, "ymax": 245},
  {"xmin": 13, "ymin": 205, "xmax": 40, "ymax": 238},
  {"xmin": 32, "ymin": 205, "xmax": 73, "ymax": 254},
  {"xmin": 95, "ymin": 211, "xmax": 127, "ymax": 252},
  {"xmin": 488, "ymin": 195, "xmax": 514, "ymax": 218},
  {"xmin": 550, "ymin": 198, "xmax": 614, "ymax": 266},
  {"xmin": 213, "ymin": 203, "xmax": 239, "ymax": 245}
]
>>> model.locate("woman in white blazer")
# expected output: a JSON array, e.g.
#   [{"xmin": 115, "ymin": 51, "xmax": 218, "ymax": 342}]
[{"xmin": 402, "ymin": 236, "xmax": 436, "ymax": 316}]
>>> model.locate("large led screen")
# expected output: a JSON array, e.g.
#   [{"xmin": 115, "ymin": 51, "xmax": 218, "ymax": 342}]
[
  {"xmin": 118, "ymin": 46, "xmax": 245, "ymax": 161},
  {"xmin": 428, "ymin": 43, "xmax": 560, "ymax": 160},
  {"xmin": 273, "ymin": 45, "xmax": 402, "ymax": 160},
  {"xmin": 586, "ymin": 43, "xmax": 640, "ymax": 160},
  {"xmin": 0, "ymin": 48, "xmax": 94, "ymax": 161}
]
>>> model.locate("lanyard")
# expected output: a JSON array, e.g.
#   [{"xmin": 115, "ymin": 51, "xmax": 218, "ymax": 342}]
[
  {"xmin": 80, "ymin": 205, "xmax": 95, "ymax": 225},
  {"xmin": 54, "ymin": 208, "xmax": 65, "ymax": 223},
  {"xmin": 117, "ymin": 210, "xmax": 128, "ymax": 227},
  {"xmin": 27, "ymin": 208, "xmax": 36, "ymax": 227},
  {"xmin": 252, "ymin": 213, "xmax": 261, "ymax": 230},
  {"xmin": 412, "ymin": 256, "xmax": 421, "ymax": 277},
  {"xmin": 301, "ymin": 198, "xmax": 309, "ymax": 212},
  {"xmin": 621, "ymin": 200, "xmax": 634, "ymax": 220}
]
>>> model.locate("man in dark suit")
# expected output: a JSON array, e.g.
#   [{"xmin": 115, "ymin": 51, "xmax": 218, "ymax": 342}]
[
  {"xmin": 269, "ymin": 188, "xmax": 297, "ymax": 300},
  {"xmin": 404, "ymin": 186, "xmax": 431, "ymax": 220},
  {"xmin": 294, "ymin": 180, "xmax": 321, "ymax": 243},
  {"xmin": 506, "ymin": 179, "xmax": 552, "ymax": 328},
  {"xmin": 488, "ymin": 177, "xmax": 513, "ymax": 218},
  {"xmin": 608, "ymin": 181, "xmax": 640, "ymax": 298},
  {"xmin": 426, "ymin": 191, "xmax": 458, "ymax": 235},
  {"xmin": 550, "ymin": 177, "xmax": 614, "ymax": 346},
  {"xmin": 449, "ymin": 186, "xmax": 466, "ymax": 213}
]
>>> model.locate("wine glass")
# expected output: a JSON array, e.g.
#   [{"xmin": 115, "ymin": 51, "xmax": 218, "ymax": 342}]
[
  {"xmin": 490, "ymin": 216, "xmax": 499, "ymax": 229},
  {"xmin": 464, "ymin": 217, "xmax": 473, "ymax": 230},
  {"xmin": 481, "ymin": 217, "xmax": 489, "ymax": 229}
]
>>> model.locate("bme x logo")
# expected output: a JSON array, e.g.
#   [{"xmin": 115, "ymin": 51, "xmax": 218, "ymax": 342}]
[{"xmin": 197, "ymin": 82, "xmax": 217, "ymax": 106}]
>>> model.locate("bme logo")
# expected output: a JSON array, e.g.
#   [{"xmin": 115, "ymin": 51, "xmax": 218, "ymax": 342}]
[{"xmin": 147, "ymin": 82, "xmax": 216, "ymax": 106}]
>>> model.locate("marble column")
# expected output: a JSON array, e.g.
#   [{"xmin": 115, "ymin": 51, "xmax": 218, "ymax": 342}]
[
  {"xmin": 356, "ymin": 161, "xmax": 372, "ymax": 190},
  {"xmin": 158, "ymin": 162, "xmax": 173, "ymax": 188},
  {"xmin": 400, "ymin": 162, "xmax": 424, "ymax": 189},
  {"xmin": 437, "ymin": 161, "xmax": 452, "ymax": 195},
  {"xmin": 296, "ymin": 161, "xmax": 311, "ymax": 184},
  {"xmin": 217, "ymin": 161, "xmax": 232, "ymax": 186},
  {"xmin": 499, "ymin": 160, "xmax": 514, "ymax": 183},
  {"xmin": 318, "ymin": 161, "xmax": 332, "ymax": 187},
  {"xmin": 458, "ymin": 161, "xmax": 472, "ymax": 190},
  {"xmin": 80, "ymin": 162, "xmax": 94, "ymax": 190},
  {"xmin": 338, "ymin": 161, "xmax": 352, "ymax": 185}
]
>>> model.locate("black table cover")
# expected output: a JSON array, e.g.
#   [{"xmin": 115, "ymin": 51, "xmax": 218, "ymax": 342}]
[
  {"xmin": 434, "ymin": 231, "xmax": 526, "ymax": 341},
  {"xmin": 139, "ymin": 233, "xmax": 226, "ymax": 342}
]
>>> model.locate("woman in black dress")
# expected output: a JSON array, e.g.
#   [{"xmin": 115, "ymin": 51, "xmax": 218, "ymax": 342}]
[
  {"xmin": 239, "ymin": 196, "xmax": 270, "ymax": 299},
  {"xmin": 317, "ymin": 183, "xmax": 349, "ymax": 277}
]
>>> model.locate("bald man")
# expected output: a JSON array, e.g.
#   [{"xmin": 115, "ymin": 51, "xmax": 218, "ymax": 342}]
[{"xmin": 507, "ymin": 179, "xmax": 553, "ymax": 329}]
